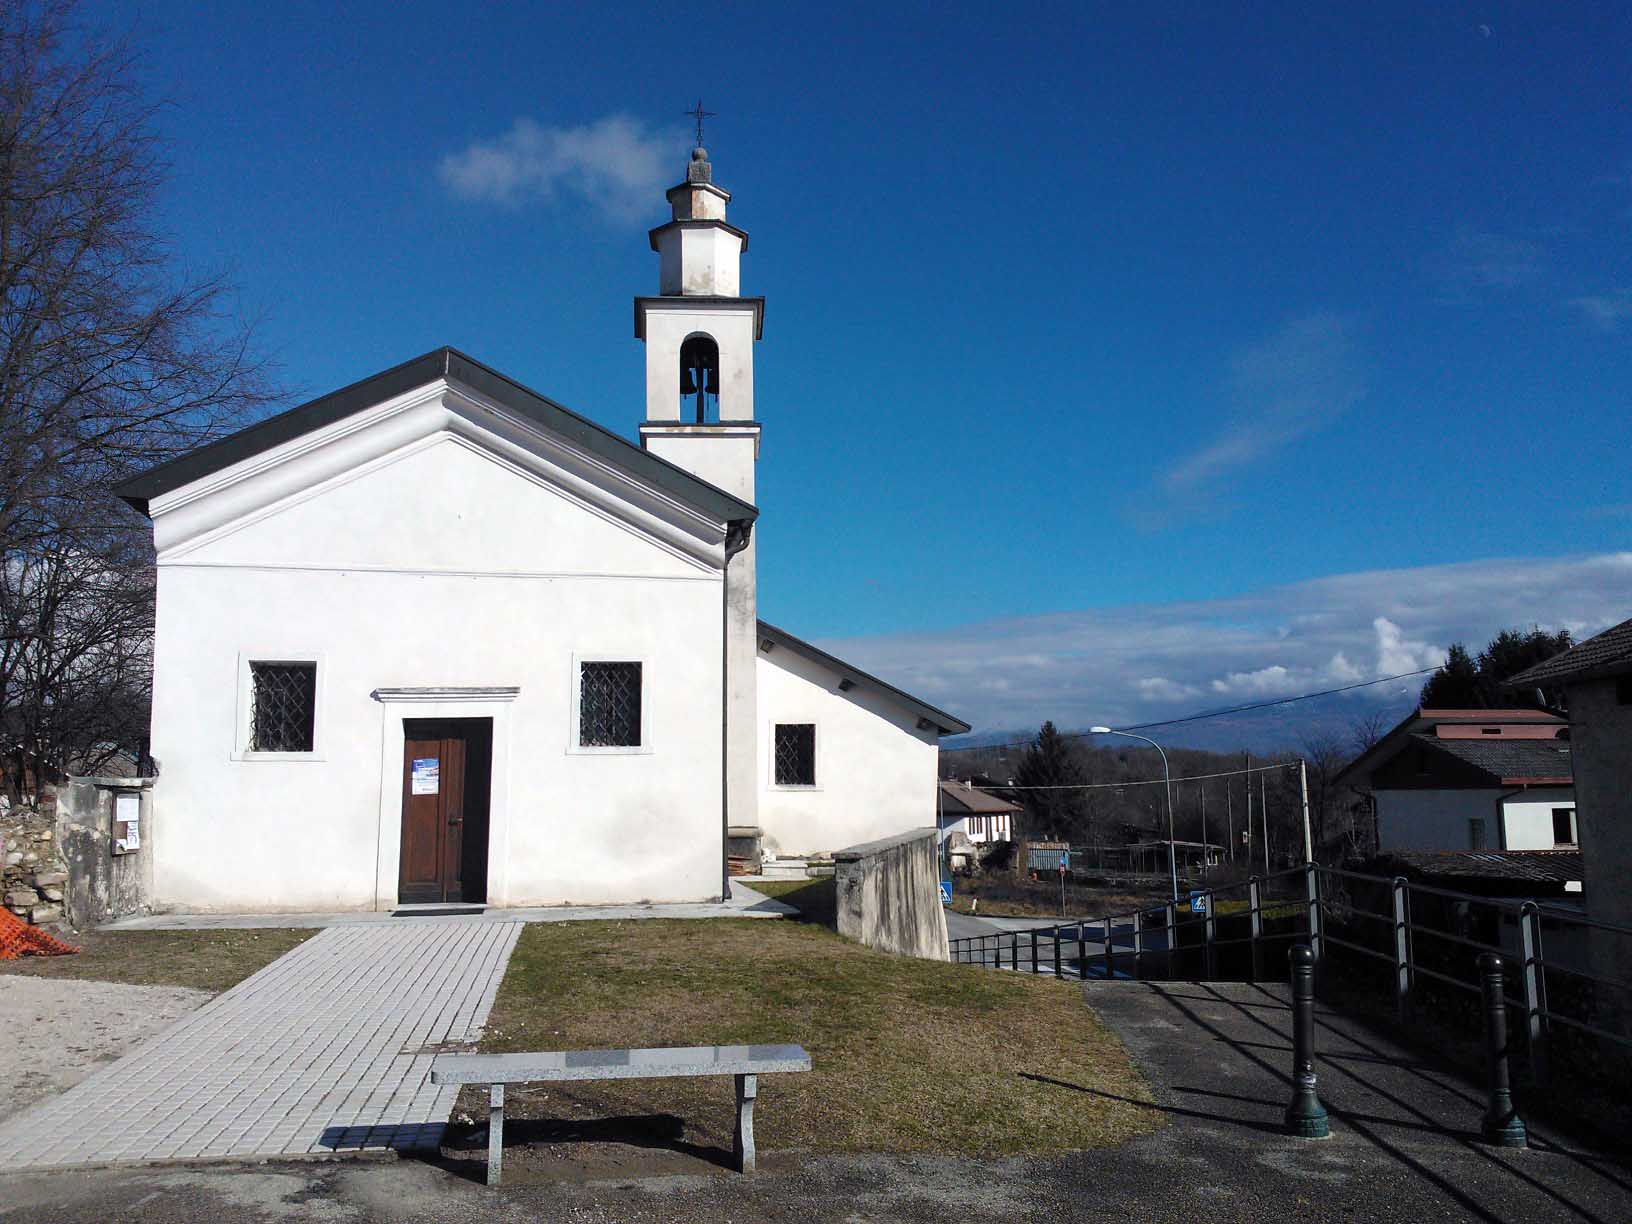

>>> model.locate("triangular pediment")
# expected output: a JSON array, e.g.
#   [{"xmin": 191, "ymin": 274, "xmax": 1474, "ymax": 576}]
[{"xmin": 147, "ymin": 365, "xmax": 743, "ymax": 574}]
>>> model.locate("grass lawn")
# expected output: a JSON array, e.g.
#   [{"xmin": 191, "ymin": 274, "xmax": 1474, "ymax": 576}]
[
  {"xmin": 0, "ymin": 927, "xmax": 314, "ymax": 993},
  {"xmin": 472, "ymin": 918, "xmax": 1161, "ymax": 1157},
  {"xmin": 947, "ymin": 876, "xmax": 1168, "ymax": 921}
]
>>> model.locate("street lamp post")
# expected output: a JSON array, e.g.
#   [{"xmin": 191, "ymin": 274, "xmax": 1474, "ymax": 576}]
[{"xmin": 1091, "ymin": 726, "xmax": 1178, "ymax": 902}]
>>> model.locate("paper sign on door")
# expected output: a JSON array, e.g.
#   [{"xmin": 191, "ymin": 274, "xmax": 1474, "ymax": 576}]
[{"xmin": 411, "ymin": 757, "xmax": 440, "ymax": 795}]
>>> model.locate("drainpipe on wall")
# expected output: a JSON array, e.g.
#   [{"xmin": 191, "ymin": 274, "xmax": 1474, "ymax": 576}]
[{"xmin": 721, "ymin": 520, "xmax": 754, "ymax": 899}]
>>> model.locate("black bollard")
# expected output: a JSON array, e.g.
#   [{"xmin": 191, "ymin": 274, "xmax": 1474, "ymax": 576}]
[
  {"xmin": 1477, "ymin": 952, "xmax": 1527, "ymax": 1148},
  {"xmin": 1285, "ymin": 944, "xmax": 1330, "ymax": 1138}
]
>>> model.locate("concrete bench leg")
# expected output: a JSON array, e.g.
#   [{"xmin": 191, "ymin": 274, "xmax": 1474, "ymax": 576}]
[
  {"xmin": 487, "ymin": 1083, "xmax": 504, "ymax": 1187},
  {"xmin": 733, "ymin": 1073, "xmax": 757, "ymax": 1173}
]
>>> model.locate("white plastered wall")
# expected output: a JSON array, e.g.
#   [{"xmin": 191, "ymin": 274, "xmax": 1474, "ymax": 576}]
[
  {"xmin": 754, "ymin": 646, "xmax": 941, "ymax": 857},
  {"xmin": 146, "ymin": 380, "xmax": 729, "ymax": 912},
  {"xmin": 1500, "ymin": 788, "xmax": 1576, "ymax": 849}
]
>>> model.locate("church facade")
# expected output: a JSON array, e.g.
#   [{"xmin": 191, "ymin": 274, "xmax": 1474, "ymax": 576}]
[{"xmin": 116, "ymin": 147, "xmax": 966, "ymax": 913}]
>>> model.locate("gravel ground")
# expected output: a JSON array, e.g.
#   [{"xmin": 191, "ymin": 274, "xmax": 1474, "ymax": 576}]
[{"xmin": 0, "ymin": 976, "xmax": 210, "ymax": 1121}]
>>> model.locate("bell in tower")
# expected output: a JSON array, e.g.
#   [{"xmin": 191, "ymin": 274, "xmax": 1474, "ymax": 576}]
[{"xmin": 678, "ymin": 334, "xmax": 720, "ymax": 422}]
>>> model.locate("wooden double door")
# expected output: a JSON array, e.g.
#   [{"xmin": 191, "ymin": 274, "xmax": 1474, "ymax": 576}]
[{"xmin": 398, "ymin": 718, "xmax": 492, "ymax": 905}]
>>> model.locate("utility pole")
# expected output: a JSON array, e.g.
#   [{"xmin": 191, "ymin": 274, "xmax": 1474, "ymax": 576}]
[
  {"xmin": 1226, "ymin": 784, "xmax": 1235, "ymax": 864},
  {"xmin": 1262, "ymin": 769, "xmax": 1271, "ymax": 873},
  {"xmin": 1300, "ymin": 757, "xmax": 1314, "ymax": 866},
  {"xmin": 1244, "ymin": 754, "xmax": 1253, "ymax": 866},
  {"xmin": 1199, "ymin": 784, "xmax": 1208, "ymax": 872}
]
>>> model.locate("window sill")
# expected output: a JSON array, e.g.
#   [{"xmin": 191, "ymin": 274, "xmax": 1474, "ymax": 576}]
[
  {"xmin": 770, "ymin": 783, "xmax": 822, "ymax": 792},
  {"xmin": 567, "ymin": 744, "xmax": 653, "ymax": 756},
  {"xmin": 232, "ymin": 750, "xmax": 326, "ymax": 763}
]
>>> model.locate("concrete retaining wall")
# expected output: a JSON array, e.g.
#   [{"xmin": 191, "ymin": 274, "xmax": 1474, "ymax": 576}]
[{"xmin": 833, "ymin": 828, "xmax": 948, "ymax": 960}]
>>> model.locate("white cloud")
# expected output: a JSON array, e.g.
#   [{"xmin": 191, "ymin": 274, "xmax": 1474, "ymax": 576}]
[
  {"xmin": 438, "ymin": 115, "xmax": 680, "ymax": 221},
  {"xmin": 1569, "ymin": 290, "xmax": 1632, "ymax": 332},
  {"xmin": 1134, "ymin": 313, "xmax": 1363, "ymax": 528},
  {"xmin": 812, "ymin": 551, "xmax": 1632, "ymax": 741},
  {"xmin": 1372, "ymin": 616, "xmax": 1443, "ymax": 675},
  {"xmin": 1137, "ymin": 677, "xmax": 1202, "ymax": 702},
  {"xmin": 1211, "ymin": 665, "xmax": 1296, "ymax": 696}
]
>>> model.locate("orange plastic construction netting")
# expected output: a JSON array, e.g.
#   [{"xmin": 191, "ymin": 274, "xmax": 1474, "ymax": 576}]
[{"xmin": 0, "ymin": 906, "xmax": 78, "ymax": 960}]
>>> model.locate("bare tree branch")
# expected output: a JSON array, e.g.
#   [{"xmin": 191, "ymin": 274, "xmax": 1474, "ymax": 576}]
[{"xmin": 0, "ymin": 0, "xmax": 280, "ymax": 795}]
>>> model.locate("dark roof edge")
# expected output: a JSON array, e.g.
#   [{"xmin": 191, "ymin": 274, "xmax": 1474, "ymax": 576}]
[
  {"xmin": 647, "ymin": 217, "xmax": 750, "ymax": 253},
  {"xmin": 112, "ymin": 346, "xmax": 758, "ymax": 525},
  {"xmin": 756, "ymin": 620, "xmax": 971, "ymax": 735}
]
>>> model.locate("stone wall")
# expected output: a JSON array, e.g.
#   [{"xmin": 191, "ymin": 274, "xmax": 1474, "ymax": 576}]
[
  {"xmin": 833, "ymin": 827, "xmax": 949, "ymax": 961},
  {"xmin": 1, "ymin": 793, "xmax": 69, "ymax": 930}
]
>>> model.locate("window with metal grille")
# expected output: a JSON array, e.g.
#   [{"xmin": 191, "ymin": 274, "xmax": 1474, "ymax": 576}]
[
  {"xmin": 774, "ymin": 723, "xmax": 816, "ymax": 786},
  {"xmin": 579, "ymin": 662, "xmax": 642, "ymax": 747},
  {"xmin": 249, "ymin": 662, "xmax": 316, "ymax": 752},
  {"xmin": 1468, "ymin": 817, "xmax": 1487, "ymax": 850}
]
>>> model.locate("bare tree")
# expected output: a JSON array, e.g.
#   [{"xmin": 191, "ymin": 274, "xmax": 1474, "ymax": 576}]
[
  {"xmin": 1348, "ymin": 709, "xmax": 1389, "ymax": 757},
  {"xmin": 1297, "ymin": 731, "xmax": 1356, "ymax": 863},
  {"xmin": 0, "ymin": 1, "xmax": 277, "ymax": 794}
]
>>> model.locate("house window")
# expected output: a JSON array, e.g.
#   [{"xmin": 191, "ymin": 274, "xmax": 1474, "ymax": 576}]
[
  {"xmin": 248, "ymin": 662, "xmax": 316, "ymax": 752},
  {"xmin": 774, "ymin": 723, "xmax": 816, "ymax": 786},
  {"xmin": 1552, "ymin": 808, "xmax": 1576, "ymax": 846},
  {"xmin": 1469, "ymin": 818, "xmax": 1487, "ymax": 850},
  {"xmin": 578, "ymin": 662, "xmax": 642, "ymax": 747},
  {"xmin": 1617, "ymin": 677, "xmax": 1632, "ymax": 705}
]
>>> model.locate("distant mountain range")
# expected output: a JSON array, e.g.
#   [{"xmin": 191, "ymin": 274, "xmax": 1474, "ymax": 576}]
[{"xmin": 944, "ymin": 690, "xmax": 1420, "ymax": 757}]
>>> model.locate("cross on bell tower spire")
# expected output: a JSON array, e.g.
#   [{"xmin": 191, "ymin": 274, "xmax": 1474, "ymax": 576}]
[{"xmin": 684, "ymin": 99, "xmax": 716, "ymax": 149}]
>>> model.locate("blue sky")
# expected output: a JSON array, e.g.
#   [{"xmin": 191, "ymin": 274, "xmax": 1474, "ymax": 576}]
[{"xmin": 110, "ymin": 1, "xmax": 1631, "ymax": 738}]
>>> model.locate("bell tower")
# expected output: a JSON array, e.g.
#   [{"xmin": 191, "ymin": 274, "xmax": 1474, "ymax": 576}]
[
  {"xmin": 636, "ymin": 136, "xmax": 764, "ymax": 874},
  {"xmin": 636, "ymin": 142, "xmax": 764, "ymax": 489}
]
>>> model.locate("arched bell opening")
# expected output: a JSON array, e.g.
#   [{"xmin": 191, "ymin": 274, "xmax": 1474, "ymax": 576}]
[{"xmin": 679, "ymin": 334, "xmax": 720, "ymax": 423}]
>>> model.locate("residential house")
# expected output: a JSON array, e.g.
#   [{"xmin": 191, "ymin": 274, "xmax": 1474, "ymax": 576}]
[
  {"xmin": 1506, "ymin": 617, "xmax": 1632, "ymax": 947},
  {"xmin": 1333, "ymin": 708, "xmax": 1574, "ymax": 853},
  {"xmin": 936, "ymin": 780, "xmax": 1020, "ymax": 867}
]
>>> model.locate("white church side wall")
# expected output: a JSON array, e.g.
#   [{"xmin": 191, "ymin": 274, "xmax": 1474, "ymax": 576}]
[
  {"xmin": 754, "ymin": 648, "xmax": 941, "ymax": 858},
  {"xmin": 147, "ymin": 413, "xmax": 729, "ymax": 913}
]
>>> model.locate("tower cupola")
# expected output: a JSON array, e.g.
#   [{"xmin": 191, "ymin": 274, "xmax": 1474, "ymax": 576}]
[
  {"xmin": 648, "ymin": 147, "xmax": 749, "ymax": 296},
  {"xmin": 635, "ymin": 143, "xmax": 764, "ymax": 426}
]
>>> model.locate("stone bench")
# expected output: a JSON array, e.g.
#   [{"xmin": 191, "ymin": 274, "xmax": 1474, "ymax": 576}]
[{"xmin": 429, "ymin": 1043, "xmax": 812, "ymax": 1185}]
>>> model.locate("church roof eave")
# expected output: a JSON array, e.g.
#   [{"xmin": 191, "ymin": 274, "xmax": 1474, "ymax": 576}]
[
  {"xmin": 112, "ymin": 346, "xmax": 759, "ymax": 528},
  {"xmin": 756, "ymin": 620, "xmax": 971, "ymax": 736}
]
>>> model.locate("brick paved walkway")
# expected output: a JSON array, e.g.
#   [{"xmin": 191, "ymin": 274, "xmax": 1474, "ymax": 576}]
[{"xmin": 0, "ymin": 919, "xmax": 520, "ymax": 1168}]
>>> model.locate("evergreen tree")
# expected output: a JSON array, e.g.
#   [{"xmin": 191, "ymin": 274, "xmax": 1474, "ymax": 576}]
[
  {"xmin": 1419, "ymin": 626, "xmax": 1573, "ymax": 710},
  {"xmin": 1419, "ymin": 643, "xmax": 1480, "ymax": 707},
  {"xmin": 1013, "ymin": 721, "xmax": 1092, "ymax": 843}
]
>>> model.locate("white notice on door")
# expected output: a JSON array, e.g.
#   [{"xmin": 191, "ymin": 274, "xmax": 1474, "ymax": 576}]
[{"xmin": 411, "ymin": 757, "xmax": 440, "ymax": 795}]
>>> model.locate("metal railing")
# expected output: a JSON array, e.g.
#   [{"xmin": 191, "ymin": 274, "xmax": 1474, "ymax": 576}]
[{"xmin": 949, "ymin": 863, "xmax": 1632, "ymax": 1090}]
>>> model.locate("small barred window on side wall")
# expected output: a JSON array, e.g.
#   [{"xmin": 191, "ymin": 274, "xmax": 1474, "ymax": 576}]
[{"xmin": 774, "ymin": 723, "xmax": 816, "ymax": 786}]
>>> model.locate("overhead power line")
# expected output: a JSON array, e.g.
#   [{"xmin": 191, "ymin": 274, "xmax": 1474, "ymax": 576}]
[
  {"xmin": 943, "ymin": 663, "xmax": 1438, "ymax": 754},
  {"xmin": 971, "ymin": 760, "xmax": 1300, "ymax": 790}
]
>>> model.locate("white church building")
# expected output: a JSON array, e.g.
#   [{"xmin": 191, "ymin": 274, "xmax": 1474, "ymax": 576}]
[{"xmin": 116, "ymin": 145, "xmax": 968, "ymax": 913}]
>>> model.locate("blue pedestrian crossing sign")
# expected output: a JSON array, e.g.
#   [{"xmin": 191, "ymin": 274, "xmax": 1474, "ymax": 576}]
[
  {"xmin": 939, "ymin": 880, "xmax": 953, "ymax": 906},
  {"xmin": 1189, "ymin": 890, "xmax": 1208, "ymax": 915}
]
